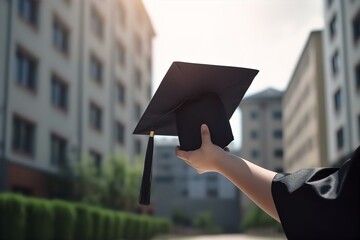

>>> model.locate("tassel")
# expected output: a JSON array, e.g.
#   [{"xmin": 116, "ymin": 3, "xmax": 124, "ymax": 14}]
[{"xmin": 139, "ymin": 131, "xmax": 155, "ymax": 205}]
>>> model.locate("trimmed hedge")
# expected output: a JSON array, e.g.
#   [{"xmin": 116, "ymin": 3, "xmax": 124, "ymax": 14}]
[{"xmin": 0, "ymin": 193, "xmax": 171, "ymax": 240}]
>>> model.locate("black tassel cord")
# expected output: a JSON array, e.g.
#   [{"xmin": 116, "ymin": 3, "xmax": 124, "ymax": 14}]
[{"xmin": 139, "ymin": 131, "xmax": 154, "ymax": 205}]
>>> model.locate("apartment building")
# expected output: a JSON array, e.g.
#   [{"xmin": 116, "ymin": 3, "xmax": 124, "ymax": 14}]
[
  {"xmin": 323, "ymin": 0, "xmax": 360, "ymax": 166},
  {"xmin": 0, "ymin": 0, "xmax": 154, "ymax": 196},
  {"xmin": 283, "ymin": 31, "xmax": 328, "ymax": 172},
  {"xmin": 240, "ymin": 88, "xmax": 284, "ymax": 172},
  {"xmin": 152, "ymin": 144, "xmax": 240, "ymax": 232}
]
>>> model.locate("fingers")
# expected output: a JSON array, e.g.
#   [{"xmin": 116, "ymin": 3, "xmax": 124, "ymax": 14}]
[
  {"xmin": 200, "ymin": 124, "xmax": 212, "ymax": 146},
  {"xmin": 175, "ymin": 146, "xmax": 189, "ymax": 160}
]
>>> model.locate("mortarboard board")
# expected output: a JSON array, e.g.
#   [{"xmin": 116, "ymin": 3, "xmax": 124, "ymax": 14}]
[{"xmin": 133, "ymin": 61, "xmax": 258, "ymax": 205}]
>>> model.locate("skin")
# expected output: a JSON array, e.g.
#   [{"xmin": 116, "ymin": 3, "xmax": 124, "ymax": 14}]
[{"xmin": 175, "ymin": 124, "xmax": 280, "ymax": 222}]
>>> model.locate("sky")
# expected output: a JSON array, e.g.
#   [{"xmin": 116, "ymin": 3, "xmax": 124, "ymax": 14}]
[{"xmin": 142, "ymin": 0, "xmax": 324, "ymax": 149}]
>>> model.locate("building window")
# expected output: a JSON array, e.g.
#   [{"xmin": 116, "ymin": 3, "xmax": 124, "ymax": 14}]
[
  {"xmin": 353, "ymin": 10, "xmax": 360, "ymax": 43},
  {"xmin": 15, "ymin": 46, "xmax": 37, "ymax": 91},
  {"xmin": 250, "ymin": 111, "xmax": 258, "ymax": 120},
  {"xmin": 134, "ymin": 68, "xmax": 141, "ymax": 88},
  {"xmin": 134, "ymin": 103, "xmax": 141, "ymax": 120},
  {"xmin": 273, "ymin": 110, "xmax": 282, "ymax": 120},
  {"xmin": 51, "ymin": 73, "xmax": 68, "ymax": 111},
  {"xmin": 50, "ymin": 133, "xmax": 67, "ymax": 167},
  {"xmin": 91, "ymin": 7, "xmax": 103, "ymax": 39},
  {"xmin": 147, "ymin": 84, "xmax": 152, "ymax": 99},
  {"xmin": 134, "ymin": 139, "xmax": 142, "ymax": 155},
  {"xmin": 134, "ymin": 34, "xmax": 142, "ymax": 55},
  {"xmin": 116, "ymin": 41, "xmax": 125, "ymax": 66},
  {"xmin": 117, "ymin": 1, "xmax": 126, "ymax": 26},
  {"xmin": 358, "ymin": 115, "xmax": 360, "ymax": 141},
  {"xmin": 334, "ymin": 88, "xmax": 341, "ymax": 112},
  {"xmin": 336, "ymin": 127, "xmax": 344, "ymax": 150},
  {"xmin": 329, "ymin": 14, "xmax": 337, "ymax": 39},
  {"xmin": 90, "ymin": 54, "xmax": 103, "ymax": 84},
  {"xmin": 115, "ymin": 121, "xmax": 125, "ymax": 145},
  {"xmin": 206, "ymin": 189, "xmax": 218, "ymax": 198},
  {"xmin": 331, "ymin": 50, "xmax": 339, "ymax": 75},
  {"xmin": 53, "ymin": 16, "xmax": 69, "ymax": 55},
  {"xmin": 116, "ymin": 82, "xmax": 126, "ymax": 105},
  {"xmin": 90, "ymin": 150, "xmax": 102, "ymax": 175},
  {"xmin": 154, "ymin": 176, "xmax": 174, "ymax": 183},
  {"xmin": 17, "ymin": 0, "xmax": 39, "ymax": 27},
  {"xmin": 250, "ymin": 130, "xmax": 258, "ymax": 139},
  {"xmin": 356, "ymin": 63, "xmax": 360, "ymax": 92},
  {"xmin": 273, "ymin": 129, "xmax": 283, "ymax": 139},
  {"xmin": 327, "ymin": 0, "xmax": 333, "ymax": 8},
  {"xmin": 274, "ymin": 149, "xmax": 283, "ymax": 158},
  {"xmin": 251, "ymin": 149, "xmax": 259, "ymax": 159},
  {"xmin": 90, "ymin": 102, "xmax": 102, "ymax": 131},
  {"xmin": 12, "ymin": 115, "xmax": 36, "ymax": 157}
]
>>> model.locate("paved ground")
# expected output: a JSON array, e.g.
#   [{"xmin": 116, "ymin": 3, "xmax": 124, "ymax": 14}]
[{"xmin": 154, "ymin": 234, "xmax": 286, "ymax": 240}]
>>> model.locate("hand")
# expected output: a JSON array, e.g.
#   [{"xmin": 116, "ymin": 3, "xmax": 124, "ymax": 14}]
[{"xmin": 175, "ymin": 124, "xmax": 229, "ymax": 174}]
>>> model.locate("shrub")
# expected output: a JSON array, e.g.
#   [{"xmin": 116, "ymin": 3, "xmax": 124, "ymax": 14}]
[
  {"xmin": 90, "ymin": 207, "xmax": 106, "ymax": 240},
  {"xmin": 52, "ymin": 200, "xmax": 76, "ymax": 240},
  {"xmin": 240, "ymin": 205, "xmax": 282, "ymax": 232},
  {"xmin": 0, "ymin": 194, "xmax": 26, "ymax": 240},
  {"xmin": 73, "ymin": 204, "xmax": 93, "ymax": 240}
]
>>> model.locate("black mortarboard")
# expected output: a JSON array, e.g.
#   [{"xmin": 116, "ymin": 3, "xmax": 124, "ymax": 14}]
[{"xmin": 133, "ymin": 61, "xmax": 258, "ymax": 205}]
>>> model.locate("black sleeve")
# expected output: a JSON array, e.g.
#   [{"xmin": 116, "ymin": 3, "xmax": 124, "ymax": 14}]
[{"xmin": 271, "ymin": 146, "xmax": 360, "ymax": 240}]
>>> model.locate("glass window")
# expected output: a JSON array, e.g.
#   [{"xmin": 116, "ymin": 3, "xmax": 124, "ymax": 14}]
[
  {"xmin": 273, "ymin": 129, "xmax": 283, "ymax": 139},
  {"xmin": 115, "ymin": 121, "xmax": 125, "ymax": 145},
  {"xmin": 251, "ymin": 149, "xmax": 259, "ymax": 159},
  {"xmin": 355, "ymin": 63, "xmax": 360, "ymax": 91},
  {"xmin": 116, "ymin": 82, "xmax": 126, "ymax": 105},
  {"xmin": 91, "ymin": 7, "xmax": 103, "ymax": 39},
  {"xmin": 53, "ymin": 17, "xmax": 69, "ymax": 55},
  {"xmin": 90, "ymin": 54, "xmax": 103, "ymax": 83},
  {"xmin": 329, "ymin": 14, "xmax": 337, "ymax": 39},
  {"xmin": 352, "ymin": 10, "xmax": 360, "ymax": 43},
  {"xmin": 336, "ymin": 127, "xmax": 344, "ymax": 150},
  {"xmin": 274, "ymin": 148, "xmax": 283, "ymax": 158},
  {"xmin": 134, "ymin": 139, "xmax": 142, "ymax": 155},
  {"xmin": 273, "ymin": 110, "xmax": 282, "ymax": 120},
  {"xmin": 89, "ymin": 102, "xmax": 102, "ymax": 131},
  {"xmin": 90, "ymin": 150, "xmax": 102, "ymax": 175},
  {"xmin": 51, "ymin": 74, "xmax": 68, "ymax": 111},
  {"xmin": 50, "ymin": 133, "xmax": 67, "ymax": 167},
  {"xmin": 12, "ymin": 115, "xmax": 36, "ymax": 157},
  {"xmin": 334, "ymin": 88, "xmax": 341, "ymax": 112},
  {"xmin": 17, "ymin": 0, "xmax": 39, "ymax": 27},
  {"xmin": 331, "ymin": 50, "xmax": 339, "ymax": 75},
  {"xmin": 15, "ymin": 47, "xmax": 37, "ymax": 91},
  {"xmin": 250, "ymin": 130, "xmax": 258, "ymax": 139},
  {"xmin": 250, "ymin": 111, "xmax": 258, "ymax": 120}
]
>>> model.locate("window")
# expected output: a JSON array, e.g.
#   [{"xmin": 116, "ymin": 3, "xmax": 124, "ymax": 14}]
[
  {"xmin": 273, "ymin": 110, "xmax": 282, "ymax": 120},
  {"xmin": 329, "ymin": 14, "xmax": 337, "ymax": 39},
  {"xmin": 134, "ymin": 68, "xmax": 141, "ymax": 88},
  {"xmin": 91, "ymin": 7, "xmax": 103, "ymax": 39},
  {"xmin": 331, "ymin": 51, "xmax": 339, "ymax": 75},
  {"xmin": 90, "ymin": 102, "xmax": 102, "ymax": 131},
  {"xmin": 336, "ymin": 127, "xmax": 344, "ymax": 150},
  {"xmin": 273, "ymin": 129, "xmax": 283, "ymax": 139},
  {"xmin": 115, "ymin": 121, "xmax": 125, "ymax": 145},
  {"xmin": 53, "ymin": 16, "xmax": 69, "ymax": 55},
  {"xmin": 358, "ymin": 114, "xmax": 360, "ymax": 141},
  {"xmin": 15, "ymin": 47, "xmax": 37, "ymax": 91},
  {"xmin": 50, "ymin": 133, "xmax": 67, "ymax": 167},
  {"xmin": 147, "ymin": 84, "xmax": 152, "ymax": 99},
  {"xmin": 334, "ymin": 88, "xmax": 341, "ymax": 112},
  {"xmin": 116, "ymin": 82, "xmax": 125, "ymax": 104},
  {"xmin": 353, "ymin": 10, "xmax": 360, "ymax": 43},
  {"xmin": 117, "ymin": 1, "xmax": 126, "ymax": 26},
  {"xmin": 206, "ymin": 189, "xmax": 218, "ymax": 198},
  {"xmin": 154, "ymin": 176, "xmax": 174, "ymax": 183},
  {"xmin": 134, "ymin": 139, "xmax": 142, "ymax": 155},
  {"xmin": 134, "ymin": 103, "xmax": 141, "ymax": 120},
  {"xmin": 90, "ymin": 150, "xmax": 102, "ymax": 175},
  {"xmin": 12, "ymin": 115, "xmax": 36, "ymax": 157},
  {"xmin": 51, "ymin": 73, "xmax": 68, "ymax": 111},
  {"xmin": 356, "ymin": 63, "xmax": 360, "ymax": 91},
  {"xmin": 250, "ymin": 130, "xmax": 258, "ymax": 139},
  {"xmin": 134, "ymin": 34, "xmax": 142, "ymax": 55},
  {"xmin": 274, "ymin": 149, "xmax": 283, "ymax": 158},
  {"xmin": 17, "ymin": 0, "xmax": 39, "ymax": 27},
  {"xmin": 250, "ymin": 111, "xmax": 258, "ymax": 120},
  {"xmin": 327, "ymin": 0, "xmax": 333, "ymax": 8},
  {"xmin": 90, "ymin": 54, "xmax": 103, "ymax": 83},
  {"xmin": 116, "ymin": 41, "xmax": 125, "ymax": 66},
  {"xmin": 251, "ymin": 149, "xmax": 259, "ymax": 159}
]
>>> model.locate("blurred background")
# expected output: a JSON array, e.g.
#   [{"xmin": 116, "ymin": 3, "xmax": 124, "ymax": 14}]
[{"xmin": 0, "ymin": 0, "xmax": 359, "ymax": 239}]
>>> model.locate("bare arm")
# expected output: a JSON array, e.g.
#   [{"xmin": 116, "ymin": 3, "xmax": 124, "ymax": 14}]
[{"xmin": 176, "ymin": 124, "xmax": 280, "ymax": 222}]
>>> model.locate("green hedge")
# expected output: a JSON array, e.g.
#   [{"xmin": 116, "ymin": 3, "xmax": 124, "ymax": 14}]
[{"xmin": 0, "ymin": 193, "xmax": 171, "ymax": 240}]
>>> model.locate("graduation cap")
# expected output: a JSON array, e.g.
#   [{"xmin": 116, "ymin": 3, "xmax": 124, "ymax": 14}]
[{"xmin": 133, "ymin": 61, "xmax": 258, "ymax": 205}]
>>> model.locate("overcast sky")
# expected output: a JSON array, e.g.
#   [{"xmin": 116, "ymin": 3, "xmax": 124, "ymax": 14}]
[{"xmin": 142, "ymin": 0, "xmax": 324, "ymax": 149}]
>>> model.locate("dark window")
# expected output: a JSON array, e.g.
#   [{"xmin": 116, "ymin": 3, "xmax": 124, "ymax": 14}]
[
  {"xmin": 135, "ymin": 68, "xmax": 141, "ymax": 88},
  {"xmin": 327, "ymin": 0, "xmax": 333, "ymax": 8},
  {"xmin": 53, "ymin": 17, "xmax": 69, "ymax": 55},
  {"xmin": 358, "ymin": 115, "xmax": 360, "ymax": 141},
  {"xmin": 251, "ymin": 149, "xmax": 259, "ymax": 159},
  {"xmin": 116, "ymin": 82, "xmax": 125, "ymax": 104},
  {"xmin": 273, "ymin": 129, "xmax": 283, "ymax": 139},
  {"xmin": 90, "ymin": 54, "xmax": 103, "ymax": 83},
  {"xmin": 336, "ymin": 127, "xmax": 344, "ymax": 150},
  {"xmin": 117, "ymin": 41, "xmax": 125, "ymax": 66},
  {"xmin": 329, "ymin": 14, "xmax": 337, "ymax": 39},
  {"xmin": 206, "ymin": 189, "xmax": 218, "ymax": 198},
  {"xmin": 134, "ymin": 103, "xmax": 141, "ymax": 120},
  {"xmin": 334, "ymin": 88, "xmax": 341, "ymax": 112},
  {"xmin": 90, "ymin": 150, "xmax": 102, "ymax": 175},
  {"xmin": 181, "ymin": 189, "xmax": 188, "ymax": 197},
  {"xmin": 12, "ymin": 186, "xmax": 33, "ymax": 196},
  {"xmin": 154, "ymin": 176, "xmax": 174, "ymax": 183},
  {"xmin": 148, "ymin": 84, "xmax": 152, "ymax": 99},
  {"xmin": 90, "ymin": 102, "xmax": 102, "ymax": 131},
  {"xmin": 331, "ymin": 51, "xmax": 339, "ymax": 75},
  {"xmin": 15, "ymin": 47, "xmax": 37, "ymax": 91},
  {"xmin": 273, "ymin": 110, "xmax": 282, "ymax": 120},
  {"xmin": 353, "ymin": 10, "xmax": 360, "ymax": 43},
  {"xmin": 91, "ymin": 7, "xmax": 103, "ymax": 39},
  {"xmin": 135, "ymin": 34, "xmax": 142, "ymax": 55},
  {"xmin": 274, "ymin": 149, "xmax": 283, "ymax": 158},
  {"xmin": 135, "ymin": 139, "xmax": 141, "ymax": 155},
  {"xmin": 50, "ymin": 133, "xmax": 67, "ymax": 167},
  {"xmin": 250, "ymin": 111, "xmax": 258, "ymax": 120},
  {"xmin": 51, "ymin": 74, "xmax": 68, "ymax": 110},
  {"xmin": 356, "ymin": 63, "xmax": 360, "ymax": 91},
  {"xmin": 115, "ymin": 121, "xmax": 125, "ymax": 145},
  {"xmin": 12, "ymin": 115, "xmax": 36, "ymax": 157},
  {"xmin": 17, "ymin": 0, "xmax": 39, "ymax": 27},
  {"xmin": 250, "ymin": 130, "xmax": 258, "ymax": 139}
]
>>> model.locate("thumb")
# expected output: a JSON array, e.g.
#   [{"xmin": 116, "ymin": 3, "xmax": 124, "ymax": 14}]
[
  {"xmin": 200, "ymin": 124, "xmax": 212, "ymax": 146},
  {"xmin": 175, "ymin": 146, "xmax": 189, "ymax": 160}
]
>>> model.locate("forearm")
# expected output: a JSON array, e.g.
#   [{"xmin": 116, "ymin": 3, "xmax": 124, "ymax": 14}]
[{"xmin": 216, "ymin": 153, "xmax": 280, "ymax": 222}]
